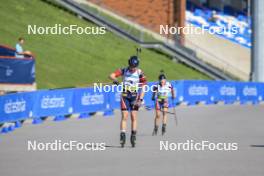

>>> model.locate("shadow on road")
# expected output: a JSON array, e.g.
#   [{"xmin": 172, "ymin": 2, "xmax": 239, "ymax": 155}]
[
  {"xmin": 105, "ymin": 144, "xmax": 136, "ymax": 149},
  {"xmin": 250, "ymin": 145, "xmax": 264, "ymax": 148},
  {"xmin": 105, "ymin": 145, "xmax": 122, "ymax": 148}
]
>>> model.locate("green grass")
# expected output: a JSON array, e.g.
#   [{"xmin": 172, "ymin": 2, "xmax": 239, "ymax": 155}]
[
  {"xmin": 79, "ymin": 2, "xmax": 158, "ymax": 42},
  {"xmin": 0, "ymin": 0, "xmax": 210, "ymax": 89}
]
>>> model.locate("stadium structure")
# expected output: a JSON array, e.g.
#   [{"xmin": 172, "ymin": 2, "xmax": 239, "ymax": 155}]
[{"xmin": 0, "ymin": 1, "xmax": 264, "ymax": 176}]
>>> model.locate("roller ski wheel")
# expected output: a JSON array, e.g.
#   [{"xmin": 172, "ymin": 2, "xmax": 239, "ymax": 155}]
[
  {"xmin": 162, "ymin": 124, "xmax": 166, "ymax": 136},
  {"xmin": 120, "ymin": 132, "xmax": 126, "ymax": 148},
  {"xmin": 152, "ymin": 126, "xmax": 158, "ymax": 136},
  {"xmin": 130, "ymin": 134, "xmax": 136, "ymax": 148},
  {"xmin": 130, "ymin": 131, "xmax": 137, "ymax": 148}
]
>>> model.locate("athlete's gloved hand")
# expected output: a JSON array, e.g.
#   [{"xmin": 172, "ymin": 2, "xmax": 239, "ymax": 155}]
[
  {"xmin": 113, "ymin": 80, "xmax": 119, "ymax": 85},
  {"xmin": 151, "ymin": 97, "xmax": 155, "ymax": 101},
  {"xmin": 135, "ymin": 99, "xmax": 143, "ymax": 108}
]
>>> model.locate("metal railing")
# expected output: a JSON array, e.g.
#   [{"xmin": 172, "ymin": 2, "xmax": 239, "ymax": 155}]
[{"xmin": 54, "ymin": 0, "xmax": 237, "ymax": 80}]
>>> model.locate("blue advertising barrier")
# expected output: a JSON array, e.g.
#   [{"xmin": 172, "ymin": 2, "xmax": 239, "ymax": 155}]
[
  {"xmin": 0, "ymin": 45, "xmax": 15, "ymax": 57},
  {"xmin": 213, "ymin": 81, "xmax": 239, "ymax": 104},
  {"xmin": 32, "ymin": 89, "xmax": 74, "ymax": 117},
  {"xmin": 1, "ymin": 80, "xmax": 264, "ymax": 125},
  {"xmin": 0, "ymin": 92, "xmax": 34, "ymax": 123},
  {"xmin": 104, "ymin": 85, "xmax": 121, "ymax": 110},
  {"xmin": 73, "ymin": 87, "xmax": 106, "ymax": 114},
  {"xmin": 176, "ymin": 80, "xmax": 216, "ymax": 105},
  {"xmin": 237, "ymin": 82, "xmax": 264, "ymax": 104},
  {"xmin": 0, "ymin": 57, "xmax": 35, "ymax": 84}
]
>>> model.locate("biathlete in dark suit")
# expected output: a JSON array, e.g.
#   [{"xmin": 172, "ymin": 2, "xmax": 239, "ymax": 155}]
[{"xmin": 109, "ymin": 56, "xmax": 147, "ymax": 147}]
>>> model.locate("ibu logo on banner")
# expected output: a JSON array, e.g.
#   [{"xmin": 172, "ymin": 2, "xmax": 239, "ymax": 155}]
[
  {"xmin": 238, "ymin": 82, "xmax": 262, "ymax": 104},
  {"xmin": 214, "ymin": 81, "xmax": 238, "ymax": 104},
  {"xmin": 33, "ymin": 89, "xmax": 74, "ymax": 117},
  {"xmin": 0, "ymin": 92, "xmax": 34, "ymax": 123},
  {"xmin": 181, "ymin": 80, "xmax": 214, "ymax": 105},
  {"xmin": 73, "ymin": 88, "xmax": 106, "ymax": 113}
]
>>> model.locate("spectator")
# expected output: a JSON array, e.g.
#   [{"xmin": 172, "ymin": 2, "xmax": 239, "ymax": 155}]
[
  {"xmin": 15, "ymin": 37, "xmax": 32, "ymax": 58},
  {"xmin": 208, "ymin": 10, "xmax": 219, "ymax": 23},
  {"xmin": 0, "ymin": 90, "xmax": 5, "ymax": 96}
]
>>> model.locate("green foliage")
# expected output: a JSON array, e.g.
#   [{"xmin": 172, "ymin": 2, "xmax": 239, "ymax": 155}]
[{"xmin": 0, "ymin": 0, "xmax": 210, "ymax": 89}]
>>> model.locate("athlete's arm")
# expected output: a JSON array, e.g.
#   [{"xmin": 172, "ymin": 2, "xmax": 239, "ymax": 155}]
[
  {"xmin": 138, "ymin": 72, "xmax": 147, "ymax": 100},
  {"xmin": 152, "ymin": 86, "xmax": 157, "ymax": 100},
  {"xmin": 109, "ymin": 69, "xmax": 122, "ymax": 84},
  {"xmin": 170, "ymin": 84, "xmax": 175, "ymax": 99},
  {"xmin": 139, "ymin": 85, "xmax": 146, "ymax": 100}
]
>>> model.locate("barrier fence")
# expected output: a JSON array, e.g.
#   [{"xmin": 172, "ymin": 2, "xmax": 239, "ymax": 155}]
[
  {"xmin": 0, "ymin": 80, "xmax": 264, "ymax": 133},
  {"xmin": 0, "ymin": 45, "xmax": 36, "ymax": 92}
]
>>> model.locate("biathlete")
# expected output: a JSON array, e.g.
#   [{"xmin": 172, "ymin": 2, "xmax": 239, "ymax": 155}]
[
  {"xmin": 109, "ymin": 56, "xmax": 147, "ymax": 147},
  {"xmin": 152, "ymin": 72, "xmax": 175, "ymax": 136}
]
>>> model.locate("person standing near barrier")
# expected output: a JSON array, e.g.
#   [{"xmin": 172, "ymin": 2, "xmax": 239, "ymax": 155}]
[
  {"xmin": 15, "ymin": 37, "xmax": 32, "ymax": 58},
  {"xmin": 152, "ymin": 71, "xmax": 175, "ymax": 136},
  {"xmin": 109, "ymin": 56, "xmax": 147, "ymax": 148}
]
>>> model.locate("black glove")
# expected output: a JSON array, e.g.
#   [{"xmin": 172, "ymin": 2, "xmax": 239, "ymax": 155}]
[
  {"xmin": 135, "ymin": 99, "xmax": 143, "ymax": 108},
  {"xmin": 151, "ymin": 97, "xmax": 155, "ymax": 101},
  {"xmin": 113, "ymin": 80, "xmax": 119, "ymax": 85}
]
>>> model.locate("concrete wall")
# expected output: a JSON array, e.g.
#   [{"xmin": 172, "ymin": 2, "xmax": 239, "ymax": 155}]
[{"xmin": 185, "ymin": 24, "xmax": 250, "ymax": 80}]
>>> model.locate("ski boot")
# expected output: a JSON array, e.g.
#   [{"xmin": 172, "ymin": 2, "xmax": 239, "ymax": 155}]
[
  {"xmin": 120, "ymin": 132, "xmax": 126, "ymax": 148},
  {"xmin": 152, "ymin": 125, "xmax": 158, "ymax": 136},
  {"xmin": 130, "ymin": 130, "xmax": 137, "ymax": 148},
  {"xmin": 162, "ymin": 124, "xmax": 166, "ymax": 136}
]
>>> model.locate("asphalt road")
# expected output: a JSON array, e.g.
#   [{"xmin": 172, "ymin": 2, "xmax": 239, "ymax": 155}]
[{"xmin": 0, "ymin": 104, "xmax": 264, "ymax": 176}]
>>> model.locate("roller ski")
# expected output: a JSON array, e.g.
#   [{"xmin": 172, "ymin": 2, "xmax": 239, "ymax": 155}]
[
  {"xmin": 152, "ymin": 125, "xmax": 158, "ymax": 136},
  {"xmin": 120, "ymin": 132, "xmax": 126, "ymax": 148},
  {"xmin": 130, "ymin": 131, "xmax": 136, "ymax": 148},
  {"xmin": 162, "ymin": 124, "xmax": 166, "ymax": 136}
]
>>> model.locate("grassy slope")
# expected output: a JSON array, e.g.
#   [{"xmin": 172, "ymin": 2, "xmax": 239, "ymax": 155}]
[
  {"xmin": 0, "ymin": 0, "xmax": 210, "ymax": 89},
  {"xmin": 79, "ymin": 3, "xmax": 157, "ymax": 42}
]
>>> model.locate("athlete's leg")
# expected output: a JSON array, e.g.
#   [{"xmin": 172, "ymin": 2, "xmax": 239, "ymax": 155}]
[
  {"xmin": 121, "ymin": 111, "xmax": 129, "ymax": 131},
  {"xmin": 120, "ymin": 111, "xmax": 128, "ymax": 147},
  {"xmin": 130, "ymin": 94, "xmax": 140, "ymax": 147},
  {"xmin": 131, "ymin": 110, "xmax": 137, "ymax": 131},
  {"xmin": 153, "ymin": 101, "xmax": 161, "ymax": 135},
  {"xmin": 120, "ymin": 97, "xmax": 129, "ymax": 147},
  {"xmin": 155, "ymin": 100, "xmax": 161, "ymax": 126},
  {"xmin": 130, "ymin": 110, "xmax": 137, "ymax": 147},
  {"xmin": 162, "ymin": 107, "xmax": 168, "ymax": 125},
  {"xmin": 155, "ymin": 109, "xmax": 161, "ymax": 126},
  {"xmin": 162, "ymin": 107, "xmax": 168, "ymax": 135},
  {"xmin": 120, "ymin": 97, "xmax": 129, "ymax": 131}
]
